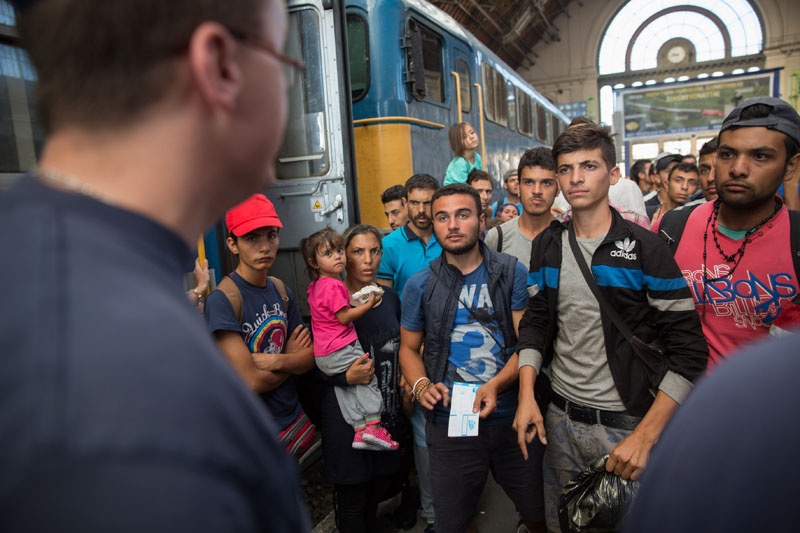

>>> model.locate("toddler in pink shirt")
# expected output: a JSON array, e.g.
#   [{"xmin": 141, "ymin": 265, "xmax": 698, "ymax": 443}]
[{"xmin": 301, "ymin": 228, "xmax": 398, "ymax": 451}]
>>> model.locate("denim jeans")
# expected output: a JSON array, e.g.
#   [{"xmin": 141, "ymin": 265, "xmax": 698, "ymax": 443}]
[{"xmin": 542, "ymin": 403, "xmax": 633, "ymax": 532}]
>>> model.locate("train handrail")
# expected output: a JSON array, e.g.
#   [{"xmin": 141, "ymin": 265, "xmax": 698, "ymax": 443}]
[
  {"xmin": 353, "ymin": 116, "xmax": 445, "ymax": 129},
  {"xmin": 473, "ymin": 82, "xmax": 487, "ymax": 164},
  {"xmin": 277, "ymin": 177, "xmax": 341, "ymax": 199},
  {"xmin": 451, "ymin": 71, "xmax": 463, "ymax": 124},
  {"xmin": 278, "ymin": 153, "xmax": 325, "ymax": 163}
]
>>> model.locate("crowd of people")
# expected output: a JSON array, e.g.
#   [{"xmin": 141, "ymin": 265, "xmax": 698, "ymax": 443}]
[
  {"xmin": 197, "ymin": 95, "xmax": 800, "ymax": 533},
  {"xmin": 2, "ymin": 0, "xmax": 800, "ymax": 532}
]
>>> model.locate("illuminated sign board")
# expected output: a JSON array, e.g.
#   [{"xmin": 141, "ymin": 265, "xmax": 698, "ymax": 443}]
[{"xmin": 617, "ymin": 72, "xmax": 776, "ymax": 141}]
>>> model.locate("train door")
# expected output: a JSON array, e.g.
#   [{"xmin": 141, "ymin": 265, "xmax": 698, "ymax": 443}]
[
  {"xmin": 241, "ymin": 0, "xmax": 355, "ymax": 314},
  {"xmin": 450, "ymin": 42, "xmax": 488, "ymax": 174},
  {"xmin": 451, "ymin": 43, "xmax": 476, "ymax": 129}
]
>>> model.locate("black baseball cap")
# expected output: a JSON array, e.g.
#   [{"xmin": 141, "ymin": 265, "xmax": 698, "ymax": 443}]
[
  {"xmin": 653, "ymin": 153, "xmax": 682, "ymax": 173},
  {"xmin": 720, "ymin": 96, "xmax": 800, "ymax": 145}
]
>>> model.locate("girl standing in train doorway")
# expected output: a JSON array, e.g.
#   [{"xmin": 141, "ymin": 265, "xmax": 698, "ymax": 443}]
[{"xmin": 443, "ymin": 121, "xmax": 482, "ymax": 185}]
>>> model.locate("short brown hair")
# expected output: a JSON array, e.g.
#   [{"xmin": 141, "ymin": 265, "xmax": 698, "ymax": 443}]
[
  {"xmin": 698, "ymin": 136, "xmax": 719, "ymax": 158},
  {"xmin": 517, "ymin": 146, "xmax": 555, "ymax": 175},
  {"xmin": 466, "ymin": 169, "xmax": 492, "ymax": 187},
  {"xmin": 432, "ymin": 183, "xmax": 481, "ymax": 215},
  {"xmin": 18, "ymin": 0, "xmax": 264, "ymax": 131},
  {"xmin": 552, "ymin": 123, "xmax": 617, "ymax": 170},
  {"xmin": 668, "ymin": 162, "xmax": 699, "ymax": 181}
]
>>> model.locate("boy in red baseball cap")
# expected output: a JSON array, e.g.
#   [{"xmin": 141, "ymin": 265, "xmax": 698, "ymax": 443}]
[{"xmin": 205, "ymin": 194, "xmax": 317, "ymax": 459}]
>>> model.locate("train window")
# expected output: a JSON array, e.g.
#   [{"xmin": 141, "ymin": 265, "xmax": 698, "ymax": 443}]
[
  {"xmin": 405, "ymin": 19, "xmax": 443, "ymax": 103},
  {"xmin": 506, "ymin": 81, "xmax": 516, "ymax": 132},
  {"xmin": 347, "ymin": 13, "xmax": 369, "ymax": 102},
  {"xmin": 551, "ymin": 115, "xmax": 563, "ymax": 140},
  {"xmin": 276, "ymin": 8, "xmax": 330, "ymax": 179},
  {"xmin": 481, "ymin": 63, "xmax": 494, "ymax": 120},
  {"xmin": 0, "ymin": 43, "xmax": 43, "ymax": 175},
  {"xmin": 493, "ymin": 71, "xmax": 507, "ymax": 126},
  {"xmin": 455, "ymin": 58, "xmax": 471, "ymax": 113},
  {"xmin": 481, "ymin": 62, "xmax": 506, "ymax": 126},
  {"xmin": 535, "ymin": 103, "xmax": 548, "ymax": 142},
  {"xmin": 516, "ymin": 89, "xmax": 532, "ymax": 136}
]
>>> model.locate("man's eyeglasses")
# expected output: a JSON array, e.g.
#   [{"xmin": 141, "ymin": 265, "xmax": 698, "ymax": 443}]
[{"xmin": 227, "ymin": 28, "xmax": 306, "ymax": 72}]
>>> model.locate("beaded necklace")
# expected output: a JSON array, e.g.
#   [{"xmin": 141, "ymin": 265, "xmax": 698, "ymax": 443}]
[{"xmin": 700, "ymin": 198, "xmax": 782, "ymax": 316}]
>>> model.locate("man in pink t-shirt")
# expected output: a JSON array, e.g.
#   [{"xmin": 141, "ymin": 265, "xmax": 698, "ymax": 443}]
[{"xmin": 663, "ymin": 96, "xmax": 800, "ymax": 368}]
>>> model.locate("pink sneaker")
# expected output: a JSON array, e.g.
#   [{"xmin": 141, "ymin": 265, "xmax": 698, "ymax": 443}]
[
  {"xmin": 361, "ymin": 425, "xmax": 399, "ymax": 451},
  {"xmin": 352, "ymin": 428, "xmax": 384, "ymax": 451}
]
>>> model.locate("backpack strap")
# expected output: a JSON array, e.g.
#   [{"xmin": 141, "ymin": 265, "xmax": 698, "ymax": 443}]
[
  {"xmin": 658, "ymin": 203, "xmax": 800, "ymax": 280},
  {"xmin": 268, "ymin": 276, "xmax": 290, "ymax": 307},
  {"xmin": 496, "ymin": 223, "xmax": 504, "ymax": 252},
  {"xmin": 216, "ymin": 276, "xmax": 243, "ymax": 323},
  {"xmin": 789, "ymin": 209, "xmax": 800, "ymax": 282},
  {"xmin": 216, "ymin": 275, "xmax": 290, "ymax": 325},
  {"xmin": 658, "ymin": 204, "xmax": 699, "ymax": 255}
]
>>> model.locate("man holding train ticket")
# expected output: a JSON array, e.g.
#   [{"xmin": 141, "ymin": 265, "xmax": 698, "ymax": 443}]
[{"xmin": 399, "ymin": 183, "xmax": 546, "ymax": 533}]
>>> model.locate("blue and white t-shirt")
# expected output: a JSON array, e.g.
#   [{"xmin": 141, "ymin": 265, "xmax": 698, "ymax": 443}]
[
  {"xmin": 402, "ymin": 260, "xmax": 529, "ymax": 424},
  {"xmin": 448, "ymin": 270, "xmax": 506, "ymax": 383}
]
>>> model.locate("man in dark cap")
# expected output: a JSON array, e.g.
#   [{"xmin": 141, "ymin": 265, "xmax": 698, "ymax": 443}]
[
  {"xmin": 0, "ymin": 0, "xmax": 309, "ymax": 531},
  {"xmin": 660, "ymin": 96, "xmax": 800, "ymax": 369},
  {"xmin": 644, "ymin": 152, "xmax": 683, "ymax": 219}
]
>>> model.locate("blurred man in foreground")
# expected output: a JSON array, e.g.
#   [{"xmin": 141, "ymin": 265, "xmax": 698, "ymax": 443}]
[{"xmin": 0, "ymin": 0, "xmax": 309, "ymax": 531}]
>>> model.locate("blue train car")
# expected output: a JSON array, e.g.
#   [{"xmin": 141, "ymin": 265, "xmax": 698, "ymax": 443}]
[{"xmin": 346, "ymin": 0, "xmax": 569, "ymax": 228}]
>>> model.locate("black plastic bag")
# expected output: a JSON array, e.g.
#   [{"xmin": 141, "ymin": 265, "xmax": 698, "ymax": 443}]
[{"xmin": 557, "ymin": 455, "xmax": 639, "ymax": 532}]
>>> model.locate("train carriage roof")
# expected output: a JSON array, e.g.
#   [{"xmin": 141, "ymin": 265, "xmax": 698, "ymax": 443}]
[
  {"xmin": 426, "ymin": 0, "xmax": 575, "ymax": 71},
  {"xmin": 362, "ymin": 0, "xmax": 567, "ymax": 121}
]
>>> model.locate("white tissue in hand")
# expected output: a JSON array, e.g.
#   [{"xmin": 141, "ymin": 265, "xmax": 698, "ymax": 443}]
[{"xmin": 350, "ymin": 284, "xmax": 384, "ymax": 306}]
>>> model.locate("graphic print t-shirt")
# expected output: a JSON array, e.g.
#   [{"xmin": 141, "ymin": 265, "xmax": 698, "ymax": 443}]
[
  {"xmin": 402, "ymin": 260, "xmax": 529, "ymax": 424},
  {"xmin": 675, "ymin": 201, "xmax": 799, "ymax": 367},
  {"xmin": 205, "ymin": 272, "xmax": 304, "ymax": 429}
]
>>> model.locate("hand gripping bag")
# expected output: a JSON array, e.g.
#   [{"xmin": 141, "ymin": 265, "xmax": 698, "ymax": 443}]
[{"xmin": 558, "ymin": 455, "xmax": 639, "ymax": 532}]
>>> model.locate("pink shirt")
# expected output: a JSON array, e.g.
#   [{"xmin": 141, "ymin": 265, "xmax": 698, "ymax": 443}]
[
  {"xmin": 650, "ymin": 213, "xmax": 663, "ymax": 233},
  {"xmin": 674, "ymin": 201, "xmax": 799, "ymax": 368},
  {"xmin": 307, "ymin": 276, "xmax": 358, "ymax": 356}
]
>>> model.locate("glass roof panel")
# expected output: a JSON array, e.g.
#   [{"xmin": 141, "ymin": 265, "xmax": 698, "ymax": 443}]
[
  {"xmin": 629, "ymin": 12, "xmax": 726, "ymax": 70},
  {"xmin": 599, "ymin": 0, "xmax": 762, "ymax": 74}
]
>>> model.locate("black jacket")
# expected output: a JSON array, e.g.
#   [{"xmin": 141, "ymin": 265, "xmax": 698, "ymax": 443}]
[{"xmin": 517, "ymin": 209, "xmax": 708, "ymax": 416}]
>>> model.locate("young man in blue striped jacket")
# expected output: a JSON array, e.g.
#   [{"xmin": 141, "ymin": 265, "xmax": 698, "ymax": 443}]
[{"xmin": 513, "ymin": 122, "xmax": 708, "ymax": 531}]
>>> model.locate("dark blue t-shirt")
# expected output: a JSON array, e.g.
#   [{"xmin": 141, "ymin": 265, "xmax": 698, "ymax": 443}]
[
  {"xmin": 0, "ymin": 177, "xmax": 309, "ymax": 531},
  {"xmin": 402, "ymin": 261, "xmax": 529, "ymax": 424},
  {"xmin": 205, "ymin": 272, "xmax": 304, "ymax": 430}
]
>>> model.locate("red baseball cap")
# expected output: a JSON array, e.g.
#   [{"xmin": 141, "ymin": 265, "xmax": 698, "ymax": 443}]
[{"xmin": 226, "ymin": 194, "xmax": 283, "ymax": 236}]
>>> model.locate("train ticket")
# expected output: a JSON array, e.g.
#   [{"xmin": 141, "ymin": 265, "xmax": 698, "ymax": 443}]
[{"xmin": 448, "ymin": 381, "xmax": 480, "ymax": 437}]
